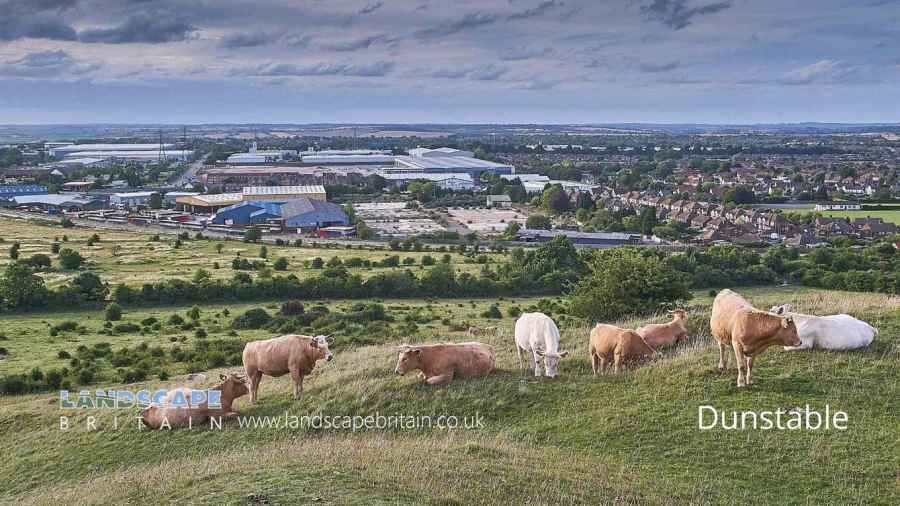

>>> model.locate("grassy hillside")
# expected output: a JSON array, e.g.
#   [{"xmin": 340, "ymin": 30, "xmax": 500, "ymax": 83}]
[
  {"xmin": 0, "ymin": 287, "xmax": 898, "ymax": 505},
  {"xmin": 0, "ymin": 217, "xmax": 493, "ymax": 289}
]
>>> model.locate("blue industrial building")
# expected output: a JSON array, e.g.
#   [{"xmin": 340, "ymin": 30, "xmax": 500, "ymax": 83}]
[
  {"xmin": 0, "ymin": 185, "xmax": 48, "ymax": 198},
  {"xmin": 211, "ymin": 198, "xmax": 349, "ymax": 230}
]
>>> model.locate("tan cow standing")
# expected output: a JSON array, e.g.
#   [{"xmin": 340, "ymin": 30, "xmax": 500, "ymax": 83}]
[
  {"xmin": 394, "ymin": 342, "xmax": 495, "ymax": 385},
  {"xmin": 710, "ymin": 289, "xmax": 801, "ymax": 387},
  {"xmin": 589, "ymin": 324, "xmax": 657, "ymax": 374},
  {"xmin": 242, "ymin": 334, "xmax": 333, "ymax": 403},
  {"xmin": 636, "ymin": 309, "xmax": 689, "ymax": 348},
  {"xmin": 140, "ymin": 373, "xmax": 248, "ymax": 430}
]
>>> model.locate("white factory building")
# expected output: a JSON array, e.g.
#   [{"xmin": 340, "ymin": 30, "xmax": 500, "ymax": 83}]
[
  {"xmin": 378, "ymin": 172, "xmax": 475, "ymax": 191},
  {"xmin": 393, "ymin": 147, "xmax": 514, "ymax": 177},
  {"xmin": 47, "ymin": 143, "xmax": 192, "ymax": 163},
  {"xmin": 225, "ymin": 142, "xmax": 298, "ymax": 165},
  {"xmin": 109, "ymin": 191, "xmax": 158, "ymax": 208}
]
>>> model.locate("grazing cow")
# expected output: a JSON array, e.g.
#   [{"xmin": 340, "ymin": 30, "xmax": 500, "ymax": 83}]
[
  {"xmin": 394, "ymin": 342, "xmax": 495, "ymax": 385},
  {"xmin": 589, "ymin": 324, "xmax": 657, "ymax": 374},
  {"xmin": 140, "ymin": 373, "xmax": 248, "ymax": 430},
  {"xmin": 710, "ymin": 289, "xmax": 801, "ymax": 387},
  {"xmin": 514, "ymin": 312, "xmax": 570, "ymax": 378},
  {"xmin": 770, "ymin": 304, "xmax": 877, "ymax": 351},
  {"xmin": 242, "ymin": 334, "xmax": 333, "ymax": 404},
  {"xmin": 636, "ymin": 309, "xmax": 689, "ymax": 348}
]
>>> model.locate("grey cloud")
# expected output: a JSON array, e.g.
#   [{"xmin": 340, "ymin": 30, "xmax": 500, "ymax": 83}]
[
  {"xmin": 641, "ymin": 0, "xmax": 732, "ymax": 30},
  {"xmin": 507, "ymin": 1, "xmax": 564, "ymax": 21},
  {"xmin": 284, "ymin": 34, "xmax": 314, "ymax": 48},
  {"xmin": 499, "ymin": 46, "xmax": 553, "ymax": 61},
  {"xmin": 0, "ymin": 0, "xmax": 78, "ymax": 41},
  {"xmin": 414, "ymin": 12, "xmax": 499, "ymax": 39},
  {"xmin": 427, "ymin": 64, "xmax": 508, "ymax": 81},
  {"xmin": 221, "ymin": 30, "xmax": 281, "ymax": 49},
  {"xmin": 358, "ymin": 1, "xmax": 383, "ymax": 15},
  {"xmin": 0, "ymin": 49, "xmax": 99, "ymax": 78},
  {"xmin": 639, "ymin": 61, "xmax": 681, "ymax": 73},
  {"xmin": 321, "ymin": 34, "xmax": 398, "ymax": 52},
  {"xmin": 237, "ymin": 61, "xmax": 395, "ymax": 77},
  {"xmin": 79, "ymin": 14, "xmax": 196, "ymax": 43}
]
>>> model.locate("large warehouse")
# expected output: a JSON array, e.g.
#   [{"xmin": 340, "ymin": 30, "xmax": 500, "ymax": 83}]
[
  {"xmin": 393, "ymin": 148, "xmax": 514, "ymax": 177},
  {"xmin": 242, "ymin": 185, "xmax": 326, "ymax": 202},
  {"xmin": 211, "ymin": 198, "xmax": 348, "ymax": 231}
]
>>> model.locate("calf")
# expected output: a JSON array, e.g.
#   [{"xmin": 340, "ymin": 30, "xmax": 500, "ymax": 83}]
[
  {"xmin": 242, "ymin": 334, "xmax": 333, "ymax": 403},
  {"xmin": 140, "ymin": 373, "xmax": 248, "ymax": 430},
  {"xmin": 636, "ymin": 309, "xmax": 689, "ymax": 348},
  {"xmin": 589, "ymin": 324, "xmax": 657, "ymax": 374},
  {"xmin": 770, "ymin": 304, "xmax": 876, "ymax": 351},
  {"xmin": 710, "ymin": 289, "xmax": 800, "ymax": 387},
  {"xmin": 514, "ymin": 312, "xmax": 570, "ymax": 378},
  {"xmin": 394, "ymin": 342, "xmax": 495, "ymax": 385}
]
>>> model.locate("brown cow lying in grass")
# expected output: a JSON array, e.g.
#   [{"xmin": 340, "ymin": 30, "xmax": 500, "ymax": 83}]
[
  {"xmin": 394, "ymin": 342, "xmax": 495, "ymax": 385},
  {"xmin": 140, "ymin": 373, "xmax": 248, "ymax": 430},
  {"xmin": 710, "ymin": 289, "xmax": 801, "ymax": 387},
  {"xmin": 589, "ymin": 324, "xmax": 658, "ymax": 374},
  {"xmin": 242, "ymin": 334, "xmax": 333, "ymax": 404},
  {"xmin": 636, "ymin": 309, "xmax": 688, "ymax": 348}
]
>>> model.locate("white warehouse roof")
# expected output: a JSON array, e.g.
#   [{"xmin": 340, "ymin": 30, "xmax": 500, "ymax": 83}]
[{"xmin": 242, "ymin": 185, "xmax": 326, "ymax": 195}]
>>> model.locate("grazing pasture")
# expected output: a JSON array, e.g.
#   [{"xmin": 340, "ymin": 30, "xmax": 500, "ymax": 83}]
[
  {"xmin": 0, "ymin": 217, "xmax": 497, "ymax": 289},
  {"xmin": 0, "ymin": 287, "xmax": 898, "ymax": 504}
]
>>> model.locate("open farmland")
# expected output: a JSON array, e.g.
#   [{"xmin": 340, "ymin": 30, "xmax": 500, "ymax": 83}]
[
  {"xmin": 0, "ymin": 217, "xmax": 495, "ymax": 289},
  {"xmin": 0, "ymin": 287, "xmax": 898, "ymax": 504}
]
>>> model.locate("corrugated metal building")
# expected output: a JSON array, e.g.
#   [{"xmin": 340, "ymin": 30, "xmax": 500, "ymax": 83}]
[{"xmin": 211, "ymin": 198, "xmax": 348, "ymax": 231}]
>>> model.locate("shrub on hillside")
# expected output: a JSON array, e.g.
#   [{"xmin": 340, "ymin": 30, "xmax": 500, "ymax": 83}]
[
  {"xmin": 232, "ymin": 308, "xmax": 271, "ymax": 329},
  {"xmin": 570, "ymin": 248, "xmax": 692, "ymax": 321}
]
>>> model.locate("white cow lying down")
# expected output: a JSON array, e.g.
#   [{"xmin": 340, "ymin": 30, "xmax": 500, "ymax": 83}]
[{"xmin": 770, "ymin": 304, "xmax": 877, "ymax": 351}]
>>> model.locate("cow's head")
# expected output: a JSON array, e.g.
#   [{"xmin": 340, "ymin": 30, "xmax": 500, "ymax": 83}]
[
  {"xmin": 770, "ymin": 304, "xmax": 793, "ymax": 316},
  {"xmin": 218, "ymin": 373, "xmax": 249, "ymax": 400},
  {"xmin": 310, "ymin": 335, "xmax": 334, "ymax": 362},
  {"xmin": 535, "ymin": 349, "xmax": 569, "ymax": 378},
  {"xmin": 775, "ymin": 316, "xmax": 801, "ymax": 346},
  {"xmin": 394, "ymin": 346, "xmax": 422, "ymax": 375},
  {"xmin": 667, "ymin": 308, "xmax": 687, "ymax": 321}
]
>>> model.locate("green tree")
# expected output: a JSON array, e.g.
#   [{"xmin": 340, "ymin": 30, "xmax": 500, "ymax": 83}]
[
  {"xmin": 243, "ymin": 227, "xmax": 261, "ymax": 243},
  {"xmin": 569, "ymin": 249, "xmax": 691, "ymax": 321},
  {"xmin": 104, "ymin": 303, "xmax": 123, "ymax": 322},
  {"xmin": 0, "ymin": 262, "xmax": 50, "ymax": 310},
  {"xmin": 273, "ymin": 257, "xmax": 289, "ymax": 271},
  {"xmin": 58, "ymin": 248, "xmax": 84, "ymax": 270},
  {"xmin": 541, "ymin": 184, "xmax": 571, "ymax": 213},
  {"xmin": 148, "ymin": 192, "xmax": 163, "ymax": 209},
  {"xmin": 526, "ymin": 214, "xmax": 552, "ymax": 230},
  {"xmin": 259, "ymin": 245, "xmax": 268, "ymax": 259}
]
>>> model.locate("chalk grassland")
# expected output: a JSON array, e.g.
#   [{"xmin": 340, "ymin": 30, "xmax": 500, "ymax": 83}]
[
  {"xmin": 0, "ymin": 217, "xmax": 491, "ymax": 288},
  {"xmin": 0, "ymin": 297, "xmax": 541, "ymax": 375},
  {"xmin": 0, "ymin": 287, "xmax": 898, "ymax": 505}
]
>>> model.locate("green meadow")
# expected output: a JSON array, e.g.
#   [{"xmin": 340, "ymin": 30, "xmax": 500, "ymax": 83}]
[{"xmin": 1, "ymin": 286, "xmax": 898, "ymax": 505}]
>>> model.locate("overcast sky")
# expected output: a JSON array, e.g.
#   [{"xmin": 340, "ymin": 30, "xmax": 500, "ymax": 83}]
[{"xmin": 0, "ymin": 0, "xmax": 898, "ymax": 124}]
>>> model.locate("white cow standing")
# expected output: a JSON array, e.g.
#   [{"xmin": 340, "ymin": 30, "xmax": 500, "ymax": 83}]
[
  {"xmin": 770, "ymin": 304, "xmax": 877, "ymax": 351},
  {"xmin": 514, "ymin": 312, "xmax": 569, "ymax": 377}
]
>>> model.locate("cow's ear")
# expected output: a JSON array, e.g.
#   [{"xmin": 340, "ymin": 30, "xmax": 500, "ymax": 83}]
[
  {"xmin": 413, "ymin": 349, "xmax": 422, "ymax": 355},
  {"xmin": 309, "ymin": 339, "xmax": 319, "ymax": 348},
  {"xmin": 219, "ymin": 374, "xmax": 227, "ymax": 380},
  {"xmin": 559, "ymin": 350, "xmax": 569, "ymax": 358}
]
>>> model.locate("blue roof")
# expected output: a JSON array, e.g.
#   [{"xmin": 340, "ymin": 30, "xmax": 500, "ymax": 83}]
[{"xmin": 0, "ymin": 185, "xmax": 47, "ymax": 197}]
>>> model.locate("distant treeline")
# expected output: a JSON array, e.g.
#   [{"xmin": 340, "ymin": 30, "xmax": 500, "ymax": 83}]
[{"xmin": 1, "ymin": 236, "xmax": 898, "ymax": 315}]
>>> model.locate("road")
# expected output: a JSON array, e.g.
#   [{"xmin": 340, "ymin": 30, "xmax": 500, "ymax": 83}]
[{"xmin": 168, "ymin": 153, "xmax": 209, "ymax": 188}]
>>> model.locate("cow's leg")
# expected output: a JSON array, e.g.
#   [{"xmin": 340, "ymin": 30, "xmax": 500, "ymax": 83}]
[
  {"xmin": 591, "ymin": 352, "xmax": 600, "ymax": 376},
  {"xmin": 731, "ymin": 341, "xmax": 747, "ymax": 387},
  {"xmin": 290, "ymin": 369, "xmax": 303, "ymax": 400},
  {"xmin": 717, "ymin": 342, "xmax": 729, "ymax": 372},
  {"xmin": 746, "ymin": 356, "xmax": 754, "ymax": 385},
  {"xmin": 531, "ymin": 350, "xmax": 542, "ymax": 377},
  {"xmin": 248, "ymin": 370, "xmax": 262, "ymax": 404},
  {"xmin": 426, "ymin": 372, "xmax": 454, "ymax": 385},
  {"xmin": 516, "ymin": 346, "xmax": 526, "ymax": 375}
]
